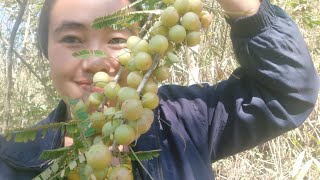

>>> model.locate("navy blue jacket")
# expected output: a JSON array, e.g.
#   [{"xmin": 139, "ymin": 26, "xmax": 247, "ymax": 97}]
[{"xmin": 0, "ymin": 1, "xmax": 319, "ymax": 179}]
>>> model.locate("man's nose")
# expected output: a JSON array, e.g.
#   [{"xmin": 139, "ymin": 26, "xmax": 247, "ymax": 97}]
[{"xmin": 81, "ymin": 55, "xmax": 111, "ymax": 74}]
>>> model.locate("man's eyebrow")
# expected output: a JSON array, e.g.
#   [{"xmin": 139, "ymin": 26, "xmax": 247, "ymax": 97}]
[{"xmin": 54, "ymin": 21, "xmax": 87, "ymax": 34}]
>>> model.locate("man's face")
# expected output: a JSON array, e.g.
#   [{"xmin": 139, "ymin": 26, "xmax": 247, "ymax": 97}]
[{"xmin": 48, "ymin": 0, "xmax": 135, "ymax": 100}]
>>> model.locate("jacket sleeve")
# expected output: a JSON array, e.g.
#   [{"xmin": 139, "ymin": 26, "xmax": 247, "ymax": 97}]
[{"xmin": 209, "ymin": 0, "xmax": 319, "ymax": 161}]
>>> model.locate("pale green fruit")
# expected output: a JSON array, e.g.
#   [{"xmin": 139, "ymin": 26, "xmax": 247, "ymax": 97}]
[
  {"xmin": 181, "ymin": 12, "xmax": 201, "ymax": 31},
  {"xmin": 150, "ymin": 21, "xmax": 169, "ymax": 36},
  {"xmin": 174, "ymin": 0, "xmax": 190, "ymax": 15},
  {"xmin": 134, "ymin": 52, "xmax": 153, "ymax": 71},
  {"xmin": 93, "ymin": 135, "xmax": 103, "ymax": 144},
  {"xmin": 117, "ymin": 87, "xmax": 140, "ymax": 102},
  {"xmin": 90, "ymin": 111, "xmax": 106, "ymax": 133},
  {"xmin": 200, "ymin": 11, "xmax": 213, "ymax": 28},
  {"xmin": 104, "ymin": 82, "xmax": 120, "ymax": 100},
  {"xmin": 92, "ymin": 168, "xmax": 108, "ymax": 180},
  {"xmin": 93, "ymin": 72, "xmax": 110, "ymax": 88},
  {"xmin": 127, "ymin": 71, "xmax": 143, "ymax": 89},
  {"xmin": 114, "ymin": 124, "xmax": 136, "ymax": 146},
  {"xmin": 86, "ymin": 144, "xmax": 112, "ymax": 169},
  {"xmin": 128, "ymin": 108, "xmax": 154, "ymax": 134},
  {"xmin": 108, "ymin": 166, "xmax": 133, "ymax": 180},
  {"xmin": 168, "ymin": 25, "xmax": 187, "ymax": 43},
  {"xmin": 73, "ymin": 100, "xmax": 87, "ymax": 113},
  {"xmin": 121, "ymin": 99, "xmax": 143, "ymax": 121},
  {"xmin": 142, "ymin": 92, "xmax": 160, "ymax": 109},
  {"xmin": 186, "ymin": 31, "xmax": 201, "ymax": 47},
  {"xmin": 102, "ymin": 119, "xmax": 121, "ymax": 138},
  {"xmin": 142, "ymin": 79, "xmax": 158, "ymax": 94},
  {"xmin": 161, "ymin": 6, "xmax": 180, "ymax": 27},
  {"xmin": 104, "ymin": 107, "xmax": 117, "ymax": 121},
  {"xmin": 132, "ymin": 39, "xmax": 149, "ymax": 54},
  {"xmin": 154, "ymin": 66, "xmax": 170, "ymax": 82},
  {"xmin": 127, "ymin": 36, "xmax": 141, "ymax": 50},
  {"xmin": 166, "ymin": 51, "xmax": 180, "ymax": 64},
  {"xmin": 126, "ymin": 57, "xmax": 138, "ymax": 72},
  {"xmin": 149, "ymin": 35, "xmax": 169, "ymax": 55},
  {"xmin": 88, "ymin": 92, "xmax": 103, "ymax": 107},
  {"xmin": 189, "ymin": 0, "xmax": 203, "ymax": 15},
  {"xmin": 162, "ymin": 0, "xmax": 175, "ymax": 4},
  {"xmin": 117, "ymin": 48, "xmax": 131, "ymax": 66}
]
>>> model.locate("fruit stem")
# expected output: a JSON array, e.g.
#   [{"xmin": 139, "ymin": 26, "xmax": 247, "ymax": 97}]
[
  {"xmin": 98, "ymin": 67, "xmax": 123, "ymax": 111},
  {"xmin": 136, "ymin": 54, "xmax": 160, "ymax": 94}
]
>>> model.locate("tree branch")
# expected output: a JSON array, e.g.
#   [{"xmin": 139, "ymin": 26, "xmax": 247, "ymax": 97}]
[{"xmin": 3, "ymin": 0, "xmax": 28, "ymax": 130}]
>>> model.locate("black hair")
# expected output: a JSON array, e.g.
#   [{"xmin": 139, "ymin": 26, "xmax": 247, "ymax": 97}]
[{"xmin": 38, "ymin": 0, "xmax": 137, "ymax": 59}]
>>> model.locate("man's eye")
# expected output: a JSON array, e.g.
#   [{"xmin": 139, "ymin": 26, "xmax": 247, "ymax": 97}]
[
  {"xmin": 109, "ymin": 38, "xmax": 127, "ymax": 45},
  {"xmin": 61, "ymin": 36, "xmax": 81, "ymax": 44}
]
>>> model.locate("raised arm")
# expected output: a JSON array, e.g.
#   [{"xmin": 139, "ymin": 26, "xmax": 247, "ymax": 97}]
[{"xmin": 208, "ymin": 0, "xmax": 319, "ymax": 161}]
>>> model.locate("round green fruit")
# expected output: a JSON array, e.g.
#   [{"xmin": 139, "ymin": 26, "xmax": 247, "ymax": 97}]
[
  {"xmin": 149, "ymin": 35, "xmax": 169, "ymax": 55},
  {"xmin": 121, "ymin": 99, "xmax": 143, "ymax": 121},
  {"xmin": 114, "ymin": 124, "xmax": 136, "ymax": 146},
  {"xmin": 128, "ymin": 108, "xmax": 154, "ymax": 134},
  {"xmin": 200, "ymin": 11, "xmax": 213, "ymax": 28},
  {"xmin": 93, "ymin": 72, "xmax": 110, "ymax": 88},
  {"xmin": 134, "ymin": 52, "xmax": 153, "ymax": 71},
  {"xmin": 126, "ymin": 57, "xmax": 138, "ymax": 72},
  {"xmin": 181, "ymin": 12, "xmax": 201, "ymax": 31},
  {"xmin": 88, "ymin": 92, "xmax": 103, "ymax": 107},
  {"xmin": 150, "ymin": 21, "xmax": 169, "ymax": 36},
  {"xmin": 117, "ymin": 87, "xmax": 140, "ymax": 102},
  {"xmin": 174, "ymin": 0, "xmax": 190, "ymax": 15},
  {"xmin": 127, "ymin": 71, "xmax": 143, "ymax": 89},
  {"xmin": 117, "ymin": 48, "xmax": 131, "ymax": 66},
  {"xmin": 142, "ymin": 79, "xmax": 158, "ymax": 94},
  {"xmin": 86, "ymin": 144, "xmax": 112, "ymax": 169},
  {"xmin": 90, "ymin": 111, "xmax": 106, "ymax": 133},
  {"xmin": 127, "ymin": 36, "xmax": 141, "ymax": 50},
  {"xmin": 154, "ymin": 66, "xmax": 170, "ymax": 82},
  {"xmin": 189, "ymin": 0, "xmax": 203, "ymax": 15},
  {"xmin": 104, "ymin": 82, "xmax": 120, "ymax": 100},
  {"xmin": 108, "ymin": 166, "xmax": 133, "ymax": 180},
  {"xmin": 161, "ymin": 6, "xmax": 180, "ymax": 27},
  {"xmin": 142, "ymin": 92, "xmax": 160, "ymax": 110},
  {"xmin": 168, "ymin": 25, "xmax": 187, "ymax": 43},
  {"xmin": 102, "ymin": 119, "xmax": 121, "ymax": 138},
  {"xmin": 186, "ymin": 31, "xmax": 201, "ymax": 47},
  {"xmin": 162, "ymin": 0, "xmax": 175, "ymax": 4},
  {"xmin": 132, "ymin": 39, "xmax": 149, "ymax": 54}
]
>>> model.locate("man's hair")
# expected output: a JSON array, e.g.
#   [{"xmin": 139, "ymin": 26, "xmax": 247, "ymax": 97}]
[{"xmin": 38, "ymin": 0, "xmax": 137, "ymax": 58}]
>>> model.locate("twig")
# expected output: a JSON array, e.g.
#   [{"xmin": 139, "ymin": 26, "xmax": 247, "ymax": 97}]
[{"xmin": 137, "ymin": 54, "xmax": 160, "ymax": 94}]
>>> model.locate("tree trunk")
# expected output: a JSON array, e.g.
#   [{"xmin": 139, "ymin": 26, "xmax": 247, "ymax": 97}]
[{"xmin": 3, "ymin": 0, "xmax": 28, "ymax": 130}]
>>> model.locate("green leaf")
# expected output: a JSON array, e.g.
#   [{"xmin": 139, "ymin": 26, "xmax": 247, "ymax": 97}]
[
  {"xmin": 92, "ymin": 10, "xmax": 161, "ymax": 30},
  {"xmin": 40, "ymin": 147, "xmax": 71, "ymax": 160},
  {"xmin": 69, "ymin": 160, "xmax": 77, "ymax": 170},
  {"xmin": 66, "ymin": 124, "xmax": 78, "ymax": 135},
  {"xmin": 127, "ymin": 149, "xmax": 161, "ymax": 161},
  {"xmin": 74, "ymin": 109, "xmax": 89, "ymax": 121},
  {"xmin": 40, "ymin": 168, "xmax": 52, "ymax": 180},
  {"xmin": 85, "ymin": 127, "xmax": 95, "ymax": 138},
  {"xmin": 79, "ymin": 154, "xmax": 86, "ymax": 163},
  {"xmin": 72, "ymin": 50, "xmax": 107, "ymax": 60}
]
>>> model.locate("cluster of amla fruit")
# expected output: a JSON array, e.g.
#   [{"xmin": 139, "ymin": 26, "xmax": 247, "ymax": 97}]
[{"xmin": 68, "ymin": 0, "xmax": 212, "ymax": 179}]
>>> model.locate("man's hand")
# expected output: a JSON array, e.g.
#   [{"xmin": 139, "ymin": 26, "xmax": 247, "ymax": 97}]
[{"xmin": 216, "ymin": 0, "xmax": 261, "ymax": 19}]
